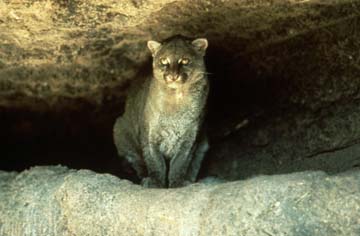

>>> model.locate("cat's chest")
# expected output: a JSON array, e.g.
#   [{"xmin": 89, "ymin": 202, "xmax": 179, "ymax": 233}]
[
  {"xmin": 151, "ymin": 111, "xmax": 194, "ymax": 136},
  {"xmin": 153, "ymin": 117, "xmax": 195, "ymax": 157},
  {"xmin": 161, "ymin": 91, "xmax": 194, "ymax": 114},
  {"xmin": 144, "ymin": 85, "xmax": 203, "ymax": 155},
  {"xmin": 148, "ymin": 110, "xmax": 196, "ymax": 153}
]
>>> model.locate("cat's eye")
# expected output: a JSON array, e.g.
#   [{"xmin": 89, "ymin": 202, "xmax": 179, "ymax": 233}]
[
  {"xmin": 179, "ymin": 58, "xmax": 190, "ymax": 65},
  {"xmin": 160, "ymin": 58, "xmax": 169, "ymax": 65}
]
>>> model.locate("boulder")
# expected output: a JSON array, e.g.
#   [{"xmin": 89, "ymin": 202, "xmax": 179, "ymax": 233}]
[{"xmin": 1, "ymin": 166, "xmax": 359, "ymax": 236}]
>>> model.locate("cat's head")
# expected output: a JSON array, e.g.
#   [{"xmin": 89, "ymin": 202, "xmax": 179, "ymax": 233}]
[{"xmin": 147, "ymin": 36, "xmax": 208, "ymax": 89}]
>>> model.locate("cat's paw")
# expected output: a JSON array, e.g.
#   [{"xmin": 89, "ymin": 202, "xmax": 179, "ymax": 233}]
[
  {"xmin": 141, "ymin": 177, "xmax": 162, "ymax": 188},
  {"xmin": 168, "ymin": 180, "xmax": 195, "ymax": 188},
  {"xmin": 198, "ymin": 176, "xmax": 226, "ymax": 185}
]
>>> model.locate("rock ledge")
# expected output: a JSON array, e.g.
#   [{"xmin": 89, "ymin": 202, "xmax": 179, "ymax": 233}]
[{"xmin": 0, "ymin": 166, "xmax": 359, "ymax": 236}]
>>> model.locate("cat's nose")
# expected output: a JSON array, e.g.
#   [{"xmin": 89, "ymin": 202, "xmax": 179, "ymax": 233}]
[{"xmin": 166, "ymin": 74, "xmax": 181, "ymax": 81}]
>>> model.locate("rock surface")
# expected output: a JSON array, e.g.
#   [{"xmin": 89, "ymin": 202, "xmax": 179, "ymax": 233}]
[{"xmin": 0, "ymin": 166, "xmax": 360, "ymax": 236}]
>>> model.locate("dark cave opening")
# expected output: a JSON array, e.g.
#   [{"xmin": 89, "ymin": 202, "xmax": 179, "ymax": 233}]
[{"xmin": 206, "ymin": 46, "xmax": 279, "ymax": 128}]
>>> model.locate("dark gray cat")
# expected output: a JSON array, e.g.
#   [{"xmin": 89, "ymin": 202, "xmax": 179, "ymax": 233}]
[{"xmin": 113, "ymin": 36, "xmax": 209, "ymax": 188}]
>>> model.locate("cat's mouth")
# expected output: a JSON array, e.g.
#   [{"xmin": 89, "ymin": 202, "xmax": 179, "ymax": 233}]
[
  {"xmin": 164, "ymin": 74, "xmax": 185, "ymax": 88},
  {"xmin": 165, "ymin": 74, "xmax": 182, "ymax": 82},
  {"xmin": 167, "ymin": 83, "xmax": 182, "ymax": 89}
]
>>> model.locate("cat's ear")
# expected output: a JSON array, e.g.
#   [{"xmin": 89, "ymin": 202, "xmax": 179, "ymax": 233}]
[
  {"xmin": 192, "ymin": 38, "xmax": 208, "ymax": 55},
  {"xmin": 147, "ymin": 40, "xmax": 162, "ymax": 56}
]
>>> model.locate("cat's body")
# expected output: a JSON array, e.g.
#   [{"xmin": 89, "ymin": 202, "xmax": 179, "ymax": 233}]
[{"xmin": 113, "ymin": 36, "xmax": 209, "ymax": 188}]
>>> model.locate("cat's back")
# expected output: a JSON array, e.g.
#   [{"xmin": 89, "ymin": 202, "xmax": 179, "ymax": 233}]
[
  {"xmin": 124, "ymin": 61, "xmax": 152, "ymax": 112},
  {"xmin": 125, "ymin": 75, "xmax": 150, "ymax": 116},
  {"xmin": 113, "ymin": 64, "xmax": 152, "ymax": 151}
]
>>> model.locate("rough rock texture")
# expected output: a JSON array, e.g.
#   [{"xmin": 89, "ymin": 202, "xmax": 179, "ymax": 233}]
[
  {"xmin": 1, "ymin": 0, "xmax": 360, "ymax": 181},
  {"xmin": 0, "ymin": 166, "xmax": 360, "ymax": 236}
]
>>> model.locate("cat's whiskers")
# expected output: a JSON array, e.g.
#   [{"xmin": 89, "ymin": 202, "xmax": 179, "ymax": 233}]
[
  {"xmin": 191, "ymin": 71, "xmax": 212, "ymax": 80},
  {"xmin": 199, "ymin": 72, "xmax": 213, "ymax": 75}
]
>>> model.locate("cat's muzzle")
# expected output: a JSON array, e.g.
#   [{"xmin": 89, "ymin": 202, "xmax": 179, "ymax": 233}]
[{"xmin": 165, "ymin": 74, "xmax": 182, "ymax": 83}]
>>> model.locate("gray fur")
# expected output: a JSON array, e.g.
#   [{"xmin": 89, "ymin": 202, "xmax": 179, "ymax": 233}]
[{"xmin": 113, "ymin": 36, "xmax": 209, "ymax": 188}]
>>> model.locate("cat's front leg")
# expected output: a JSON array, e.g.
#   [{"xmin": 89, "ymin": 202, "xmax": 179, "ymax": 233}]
[
  {"xmin": 168, "ymin": 140, "xmax": 195, "ymax": 188},
  {"xmin": 143, "ymin": 145, "xmax": 167, "ymax": 188}
]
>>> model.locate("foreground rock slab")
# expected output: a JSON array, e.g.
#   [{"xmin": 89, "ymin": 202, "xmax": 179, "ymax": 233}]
[{"xmin": 0, "ymin": 166, "xmax": 359, "ymax": 236}]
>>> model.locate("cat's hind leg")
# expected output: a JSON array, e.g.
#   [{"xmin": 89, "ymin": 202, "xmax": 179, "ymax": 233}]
[{"xmin": 114, "ymin": 117, "xmax": 147, "ymax": 179}]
